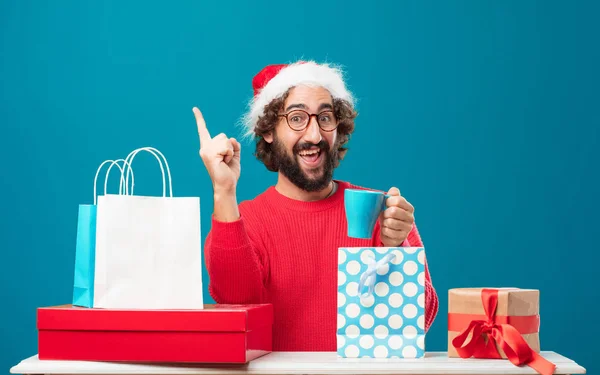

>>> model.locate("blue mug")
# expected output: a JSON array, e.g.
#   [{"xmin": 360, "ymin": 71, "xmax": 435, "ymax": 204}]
[{"xmin": 344, "ymin": 188, "xmax": 390, "ymax": 239}]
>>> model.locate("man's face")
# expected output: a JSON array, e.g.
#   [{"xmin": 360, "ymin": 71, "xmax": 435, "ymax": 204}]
[{"xmin": 267, "ymin": 85, "xmax": 339, "ymax": 192}]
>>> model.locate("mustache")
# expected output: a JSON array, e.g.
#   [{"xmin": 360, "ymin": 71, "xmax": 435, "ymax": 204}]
[{"xmin": 293, "ymin": 140, "xmax": 329, "ymax": 153}]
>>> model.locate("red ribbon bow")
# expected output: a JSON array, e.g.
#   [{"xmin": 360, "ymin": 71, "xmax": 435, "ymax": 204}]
[{"xmin": 451, "ymin": 288, "xmax": 556, "ymax": 375}]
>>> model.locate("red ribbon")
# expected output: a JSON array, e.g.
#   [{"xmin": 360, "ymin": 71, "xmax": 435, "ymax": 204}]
[
  {"xmin": 448, "ymin": 312, "xmax": 540, "ymax": 334},
  {"xmin": 451, "ymin": 288, "xmax": 556, "ymax": 375}
]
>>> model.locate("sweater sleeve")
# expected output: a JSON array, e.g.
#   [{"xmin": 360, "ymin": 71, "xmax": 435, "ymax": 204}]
[
  {"xmin": 204, "ymin": 214, "xmax": 269, "ymax": 304},
  {"xmin": 404, "ymin": 223, "xmax": 439, "ymax": 332}
]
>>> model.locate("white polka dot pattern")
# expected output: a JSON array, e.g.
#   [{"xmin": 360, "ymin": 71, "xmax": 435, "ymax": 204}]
[
  {"xmin": 346, "ymin": 303, "xmax": 360, "ymax": 318},
  {"xmin": 337, "ymin": 335, "xmax": 345, "ymax": 349},
  {"xmin": 374, "ymin": 303, "xmax": 389, "ymax": 318},
  {"xmin": 403, "ymin": 345, "xmax": 417, "ymax": 358},
  {"xmin": 339, "ymin": 250, "xmax": 347, "ymax": 265},
  {"xmin": 345, "ymin": 324, "xmax": 360, "ymax": 339},
  {"xmin": 345, "ymin": 345, "xmax": 360, "ymax": 358},
  {"xmin": 346, "ymin": 260, "xmax": 361, "ymax": 275},
  {"xmin": 389, "ymin": 292, "xmax": 404, "ymax": 308},
  {"xmin": 360, "ymin": 294, "xmax": 375, "ymax": 308},
  {"xmin": 389, "ymin": 271, "xmax": 404, "ymax": 286},
  {"xmin": 403, "ymin": 282, "xmax": 418, "ymax": 297},
  {"xmin": 388, "ymin": 314, "xmax": 404, "ymax": 329},
  {"xmin": 403, "ymin": 261, "xmax": 418, "ymax": 276},
  {"xmin": 388, "ymin": 335, "xmax": 403, "ymax": 350},
  {"xmin": 403, "ymin": 304, "xmax": 418, "ymax": 319},
  {"xmin": 374, "ymin": 282, "xmax": 389, "ymax": 297},
  {"xmin": 373, "ymin": 345, "xmax": 389, "ymax": 358},
  {"xmin": 360, "ymin": 250, "xmax": 376, "ymax": 264},
  {"xmin": 417, "ymin": 335, "xmax": 425, "ymax": 350},
  {"xmin": 360, "ymin": 335, "xmax": 374, "ymax": 349},
  {"xmin": 346, "ymin": 282, "xmax": 359, "ymax": 297},
  {"xmin": 337, "ymin": 247, "xmax": 426, "ymax": 358},
  {"xmin": 374, "ymin": 325, "xmax": 389, "ymax": 339},
  {"xmin": 418, "ymin": 250, "xmax": 425, "ymax": 265},
  {"xmin": 376, "ymin": 263, "xmax": 390, "ymax": 276},
  {"xmin": 403, "ymin": 325, "xmax": 418, "ymax": 338},
  {"xmin": 360, "ymin": 314, "xmax": 375, "ymax": 329}
]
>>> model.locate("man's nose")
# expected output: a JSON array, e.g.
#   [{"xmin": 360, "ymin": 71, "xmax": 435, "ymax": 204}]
[{"xmin": 303, "ymin": 116, "xmax": 322, "ymax": 144}]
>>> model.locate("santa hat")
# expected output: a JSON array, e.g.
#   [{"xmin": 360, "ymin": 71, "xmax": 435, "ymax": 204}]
[{"xmin": 241, "ymin": 60, "xmax": 355, "ymax": 138}]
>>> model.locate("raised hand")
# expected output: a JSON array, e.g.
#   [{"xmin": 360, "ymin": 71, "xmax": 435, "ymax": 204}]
[{"xmin": 193, "ymin": 107, "xmax": 241, "ymax": 194}]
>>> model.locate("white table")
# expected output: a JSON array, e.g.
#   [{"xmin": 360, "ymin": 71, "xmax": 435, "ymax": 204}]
[{"xmin": 10, "ymin": 352, "xmax": 586, "ymax": 375}]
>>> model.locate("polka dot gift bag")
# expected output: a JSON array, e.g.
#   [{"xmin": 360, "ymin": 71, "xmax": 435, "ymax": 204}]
[{"xmin": 337, "ymin": 247, "xmax": 426, "ymax": 358}]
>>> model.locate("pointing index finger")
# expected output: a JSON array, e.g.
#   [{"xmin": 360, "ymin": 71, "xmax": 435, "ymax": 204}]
[{"xmin": 193, "ymin": 107, "xmax": 211, "ymax": 145}]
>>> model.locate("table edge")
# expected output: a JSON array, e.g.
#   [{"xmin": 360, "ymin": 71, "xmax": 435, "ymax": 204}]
[{"xmin": 9, "ymin": 351, "xmax": 587, "ymax": 375}]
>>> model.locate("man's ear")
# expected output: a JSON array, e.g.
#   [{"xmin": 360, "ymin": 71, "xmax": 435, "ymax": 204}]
[{"xmin": 263, "ymin": 131, "xmax": 273, "ymax": 143}]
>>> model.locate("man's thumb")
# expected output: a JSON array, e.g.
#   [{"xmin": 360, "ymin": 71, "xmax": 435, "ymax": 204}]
[{"xmin": 387, "ymin": 186, "xmax": 401, "ymax": 196}]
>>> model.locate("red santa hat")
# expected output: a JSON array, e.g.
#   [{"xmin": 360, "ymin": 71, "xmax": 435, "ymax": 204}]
[{"xmin": 242, "ymin": 60, "xmax": 355, "ymax": 138}]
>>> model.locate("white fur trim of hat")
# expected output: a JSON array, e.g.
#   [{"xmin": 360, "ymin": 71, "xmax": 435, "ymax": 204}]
[{"xmin": 241, "ymin": 61, "xmax": 355, "ymax": 139}]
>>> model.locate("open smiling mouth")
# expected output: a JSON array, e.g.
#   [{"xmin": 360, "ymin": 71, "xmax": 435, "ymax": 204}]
[{"xmin": 297, "ymin": 148, "xmax": 323, "ymax": 168}]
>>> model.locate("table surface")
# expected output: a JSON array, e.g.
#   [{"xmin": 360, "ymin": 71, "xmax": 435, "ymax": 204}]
[{"xmin": 10, "ymin": 351, "xmax": 586, "ymax": 375}]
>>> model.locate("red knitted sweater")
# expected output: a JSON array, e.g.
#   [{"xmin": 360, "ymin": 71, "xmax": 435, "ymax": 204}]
[{"xmin": 205, "ymin": 180, "xmax": 439, "ymax": 351}]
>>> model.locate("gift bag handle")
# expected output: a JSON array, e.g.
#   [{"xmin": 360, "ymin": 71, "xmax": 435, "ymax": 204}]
[
  {"xmin": 93, "ymin": 159, "xmax": 134, "ymax": 205},
  {"xmin": 123, "ymin": 147, "xmax": 173, "ymax": 197}
]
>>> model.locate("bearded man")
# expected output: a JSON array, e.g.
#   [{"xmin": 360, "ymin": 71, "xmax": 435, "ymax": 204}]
[{"xmin": 193, "ymin": 61, "xmax": 438, "ymax": 352}]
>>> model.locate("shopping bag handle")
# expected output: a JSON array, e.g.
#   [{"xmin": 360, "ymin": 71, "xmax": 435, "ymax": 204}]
[
  {"xmin": 104, "ymin": 159, "xmax": 135, "ymax": 196},
  {"xmin": 93, "ymin": 159, "xmax": 134, "ymax": 205},
  {"xmin": 123, "ymin": 147, "xmax": 173, "ymax": 197}
]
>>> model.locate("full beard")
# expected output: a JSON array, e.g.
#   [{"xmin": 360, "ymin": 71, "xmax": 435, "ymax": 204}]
[{"xmin": 272, "ymin": 135, "xmax": 337, "ymax": 192}]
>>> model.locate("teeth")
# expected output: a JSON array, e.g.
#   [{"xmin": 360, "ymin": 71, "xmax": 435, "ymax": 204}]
[{"xmin": 299, "ymin": 149, "xmax": 319, "ymax": 156}]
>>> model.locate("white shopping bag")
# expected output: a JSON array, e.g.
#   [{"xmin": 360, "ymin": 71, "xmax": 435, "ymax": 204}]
[{"xmin": 93, "ymin": 147, "xmax": 203, "ymax": 309}]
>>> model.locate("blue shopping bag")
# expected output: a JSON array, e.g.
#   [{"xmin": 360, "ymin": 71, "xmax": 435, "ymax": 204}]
[
  {"xmin": 337, "ymin": 246, "xmax": 427, "ymax": 358},
  {"xmin": 72, "ymin": 159, "xmax": 131, "ymax": 307},
  {"xmin": 72, "ymin": 204, "xmax": 97, "ymax": 307}
]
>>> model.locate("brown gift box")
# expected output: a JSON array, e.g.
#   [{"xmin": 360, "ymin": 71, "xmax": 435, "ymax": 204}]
[{"xmin": 447, "ymin": 287, "xmax": 541, "ymax": 358}]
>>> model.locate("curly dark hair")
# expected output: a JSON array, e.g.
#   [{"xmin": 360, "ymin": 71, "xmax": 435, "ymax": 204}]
[{"xmin": 253, "ymin": 89, "xmax": 357, "ymax": 172}]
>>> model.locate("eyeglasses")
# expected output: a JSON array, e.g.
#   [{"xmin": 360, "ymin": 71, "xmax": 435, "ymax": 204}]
[{"xmin": 278, "ymin": 110, "xmax": 338, "ymax": 132}]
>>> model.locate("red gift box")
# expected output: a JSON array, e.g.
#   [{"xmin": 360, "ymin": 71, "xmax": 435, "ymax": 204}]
[{"xmin": 37, "ymin": 304, "xmax": 273, "ymax": 363}]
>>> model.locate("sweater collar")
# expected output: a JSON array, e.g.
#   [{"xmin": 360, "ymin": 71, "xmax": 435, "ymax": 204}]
[{"xmin": 265, "ymin": 180, "xmax": 350, "ymax": 212}]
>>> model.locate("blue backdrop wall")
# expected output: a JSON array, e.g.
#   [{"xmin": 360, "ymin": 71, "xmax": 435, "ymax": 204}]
[{"xmin": 1, "ymin": 1, "xmax": 597, "ymax": 374}]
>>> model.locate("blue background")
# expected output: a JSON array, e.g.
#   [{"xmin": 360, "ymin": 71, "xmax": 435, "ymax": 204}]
[{"xmin": 1, "ymin": 1, "xmax": 597, "ymax": 374}]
